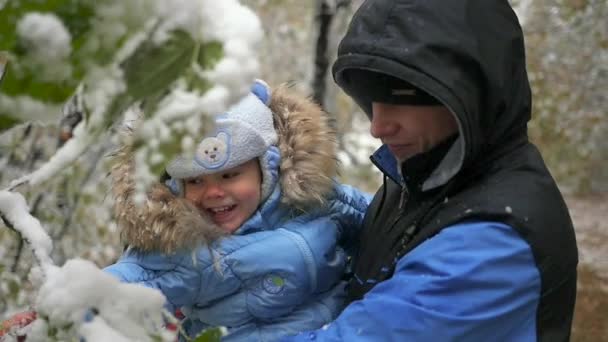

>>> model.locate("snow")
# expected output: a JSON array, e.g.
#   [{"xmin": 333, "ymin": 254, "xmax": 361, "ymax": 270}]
[
  {"xmin": 8, "ymin": 121, "xmax": 91, "ymax": 189},
  {"xmin": 16, "ymin": 12, "xmax": 71, "ymax": 61},
  {"xmin": 0, "ymin": 191, "xmax": 53, "ymax": 270},
  {"xmin": 4, "ymin": 0, "xmax": 262, "ymax": 195},
  {"xmin": 199, "ymin": 0, "xmax": 263, "ymax": 103},
  {"xmin": 0, "ymin": 188, "xmax": 170, "ymax": 339},
  {"xmin": 34, "ymin": 259, "xmax": 170, "ymax": 341},
  {"xmin": 153, "ymin": 0, "xmax": 204, "ymax": 43},
  {"xmin": 151, "ymin": 0, "xmax": 263, "ymax": 104},
  {"xmin": 0, "ymin": 95, "xmax": 62, "ymax": 125},
  {"xmin": 79, "ymin": 317, "xmax": 131, "ymax": 342}
]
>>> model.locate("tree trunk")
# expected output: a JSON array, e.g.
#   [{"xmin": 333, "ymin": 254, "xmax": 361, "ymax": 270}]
[{"xmin": 311, "ymin": 0, "xmax": 351, "ymax": 108}]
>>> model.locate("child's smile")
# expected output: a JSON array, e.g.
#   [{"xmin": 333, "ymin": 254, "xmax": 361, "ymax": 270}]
[{"xmin": 206, "ymin": 204, "xmax": 238, "ymax": 226}]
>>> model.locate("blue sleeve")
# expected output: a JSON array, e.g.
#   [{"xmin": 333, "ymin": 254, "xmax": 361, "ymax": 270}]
[
  {"xmin": 282, "ymin": 221, "xmax": 541, "ymax": 341},
  {"xmin": 103, "ymin": 246, "xmax": 241, "ymax": 312},
  {"xmin": 103, "ymin": 250, "xmax": 200, "ymax": 311}
]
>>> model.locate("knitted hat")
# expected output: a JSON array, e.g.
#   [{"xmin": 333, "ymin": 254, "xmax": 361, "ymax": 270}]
[
  {"xmin": 165, "ymin": 80, "xmax": 280, "ymax": 202},
  {"xmin": 337, "ymin": 69, "xmax": 441, "ymax": 117}
]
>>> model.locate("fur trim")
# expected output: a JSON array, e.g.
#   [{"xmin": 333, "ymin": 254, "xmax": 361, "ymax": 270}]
[
  {"xmin": 110, "ymin": 86, "xmax": 337, "ymax": 252},
  {"xmin": 270, "ymin": 85, "xmax": 338, "ymax": 210},
  {"xmin": 110, "ymin": 135, "xmax": 226, "ymax": 254}
]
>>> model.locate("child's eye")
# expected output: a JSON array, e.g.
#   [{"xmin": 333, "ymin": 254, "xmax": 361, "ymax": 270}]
[
  {"xmin": 186, "ymin": 178, "xmax": 203, "ymax": 185},
  {"xmin": 223, "ymin": 172, "xmax": 239, "ymax": 179}
]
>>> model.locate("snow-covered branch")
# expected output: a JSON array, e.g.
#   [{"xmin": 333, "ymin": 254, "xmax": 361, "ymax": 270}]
[
  {"xmin": 1, "ymin": 0, "xmax": 263, "ymax": 340},
  {"xmin": 0, "ymin": 191, "xmax": 53, "ymax": 273}
]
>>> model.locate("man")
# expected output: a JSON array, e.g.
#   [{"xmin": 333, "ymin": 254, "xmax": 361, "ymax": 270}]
[{"xmin": 285, "ymin": 0, "xmax": 577, "ymax": 341}]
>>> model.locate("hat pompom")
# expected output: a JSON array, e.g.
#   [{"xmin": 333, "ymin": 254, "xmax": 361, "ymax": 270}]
[{"xmin": 251, "ymin": 79, "xmax": 271, "ymax": 105}]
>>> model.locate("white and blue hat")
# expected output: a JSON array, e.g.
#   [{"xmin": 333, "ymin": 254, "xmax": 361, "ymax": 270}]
[{"xmin": 165, "ymin": 80, "xmax": 280, "ymax": 200}]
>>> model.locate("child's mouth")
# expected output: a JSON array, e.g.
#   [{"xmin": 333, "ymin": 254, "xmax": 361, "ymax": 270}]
[{"xmin": 206, "ymin": 204, "xmax": 237, "ymax": 224}]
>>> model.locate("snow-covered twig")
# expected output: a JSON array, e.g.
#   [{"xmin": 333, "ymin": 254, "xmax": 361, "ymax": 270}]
[
  {"xmin": 53, "ymin": 144, "xmax": 109, "ymax": 241},
  {"xmin": 11, "ymin": 193, "xmax": 44, "ymax": 273},
  {"xmin": 0, "ymin": 191, "xmax": 54, "ymax": 274}
]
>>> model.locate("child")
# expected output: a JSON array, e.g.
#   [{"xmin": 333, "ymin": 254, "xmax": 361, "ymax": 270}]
[{"xmin": 104, "ymin": 80, "xmax": 370, "ymax": 341}]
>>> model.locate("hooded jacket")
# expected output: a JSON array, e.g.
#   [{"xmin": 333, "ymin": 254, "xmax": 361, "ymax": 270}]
[
  {"xmin": 285, "ymin": 0, "xmax": 577, "ymax": 341},
  {"xmin": 104, "ymin": 85, "xmax": 370, "ymax": 341}
]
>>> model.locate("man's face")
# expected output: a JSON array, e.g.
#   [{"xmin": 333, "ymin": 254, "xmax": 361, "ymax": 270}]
[
  {"xmin": 184, "ymin": 159, "xmax": 262, "ymax": 233},
  {"xmin": 370, "ymin": 102, "xmax": 459, "ymax": 162}
]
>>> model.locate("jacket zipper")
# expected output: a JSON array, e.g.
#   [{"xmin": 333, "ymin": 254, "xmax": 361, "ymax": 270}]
[
  {"xmin": 391, "ymin": 182, "xmax": 409, "ymax": 227},
  {"xmin": 398, "ymin": 182, "xmax": 409, "ymax": 209}
]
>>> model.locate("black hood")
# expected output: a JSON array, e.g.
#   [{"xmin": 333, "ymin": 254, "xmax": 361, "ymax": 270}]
[{"xmin": 333, "ymin": 0, "xmax": 531, "ymax": 188}]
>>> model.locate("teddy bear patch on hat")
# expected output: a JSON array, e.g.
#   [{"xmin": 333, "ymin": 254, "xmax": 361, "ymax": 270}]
[{"xmin": 194, "ymin": 131, "xmax": 231, "ymax": 169}]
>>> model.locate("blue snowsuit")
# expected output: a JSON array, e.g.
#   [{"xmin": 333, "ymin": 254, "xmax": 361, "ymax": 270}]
[{"xmin": 104, "ymin": 86, "xmax": 371, "ymax": 341}]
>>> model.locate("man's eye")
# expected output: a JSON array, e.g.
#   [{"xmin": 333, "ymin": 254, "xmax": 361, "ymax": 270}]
[{"xmin": 187, "ymin": 178, "xmax": 203, "ymax": 185}]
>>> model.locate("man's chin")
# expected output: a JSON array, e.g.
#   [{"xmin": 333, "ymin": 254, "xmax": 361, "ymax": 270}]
[
  {"xmin": 393, "ymin": 152, "xmax": 415, "ymax": 163},
  {"xmin": 387, "ymin": 145, "xmax": 418, "ymax": 161}
]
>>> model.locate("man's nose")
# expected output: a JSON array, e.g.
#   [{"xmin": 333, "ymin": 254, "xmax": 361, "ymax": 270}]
[{"xmin": 370, "ymin": 114, "xmax": 398, "ymax": 139}]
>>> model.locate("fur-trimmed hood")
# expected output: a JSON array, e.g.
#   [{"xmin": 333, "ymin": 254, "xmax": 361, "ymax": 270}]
[{"xmin": 111, "ymin": 85, "xmax": 338, "ymax": 254}]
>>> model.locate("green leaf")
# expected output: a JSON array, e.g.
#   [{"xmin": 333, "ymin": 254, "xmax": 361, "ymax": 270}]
[
  {"xmin": 0, "ymin": 0, "xmax": 96, "ymax": 103},
  {"xmin": 184, "ymin": 68, "xmax": 212, "ymax": 93},
  {"xmin": 0, "ymin": 114, "xmax": 21, "ymax": 133},
  {"xmin": 185, "ymin": 41, "xmax": 223, "ymax": 92},
  {"xmin": 140, "ymin": 88, "xmax": 168, "ymax": 119},
  {"xmin": 121, "ymin": 30, "xmax": 195, "ymax": 101},
  {"xmin": 103, "ymin": 30, "xmax": 198, "ymax": 126},
  {"xmin": 103, "ymin": 92, "xmax": 134, "ymax": 128},
  {"xmin": 192, "ymin": 327, "xmax": 223, "ymax": 342},
  {"xmin": 8, "ymin": 279, "xmax": 20, "ymax": 298},
  {"xmin": 197, "ymin": 41, "xmax": 223, "ymax": 70},
  {"xmin": 0, "ymin": 0, "xmax": 95, "ymax": 51},
  {"xmin": 0, "ymin": 62, "xmax": 76, "ymax": 102}
]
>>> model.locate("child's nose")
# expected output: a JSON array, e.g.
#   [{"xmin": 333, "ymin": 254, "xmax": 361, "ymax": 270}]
[{"xmin": 203, "ymin": 183, "xmax": 225, "ymax": 198}]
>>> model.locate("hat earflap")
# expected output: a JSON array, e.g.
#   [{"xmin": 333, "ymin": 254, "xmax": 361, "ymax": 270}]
[{"xmin": 251, "ymin": 79, "xmax": 271, "ymax": 105}]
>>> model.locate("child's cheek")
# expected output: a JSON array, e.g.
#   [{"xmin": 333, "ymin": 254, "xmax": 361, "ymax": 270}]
[{"xmin": 240, "ymin": 187, "xmax": 262, "ymax": 203}]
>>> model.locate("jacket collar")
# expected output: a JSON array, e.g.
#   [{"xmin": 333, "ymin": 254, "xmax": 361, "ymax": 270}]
[{"xmin": 371, "ymin": 135, "xmax": 459, "ymax": 193}]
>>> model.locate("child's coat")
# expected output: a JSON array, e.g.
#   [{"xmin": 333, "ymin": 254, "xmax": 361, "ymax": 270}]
[{"xmin": 104, "ymin": 85, "xmax": 371, "ymax": 341}]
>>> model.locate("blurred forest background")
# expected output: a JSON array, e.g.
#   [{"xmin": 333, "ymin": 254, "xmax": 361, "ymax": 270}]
[{"xmin": 0, "ymin": 0, "xmax": 606, "ymax": 340}]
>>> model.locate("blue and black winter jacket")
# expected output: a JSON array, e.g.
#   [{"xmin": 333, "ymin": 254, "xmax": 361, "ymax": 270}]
[{"xmin": 285, "ymin": 0, "xmax": 578, "ymax": 341}]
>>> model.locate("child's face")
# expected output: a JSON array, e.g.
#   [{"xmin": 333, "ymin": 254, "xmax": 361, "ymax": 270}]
[{"xmin": 184, "ymin": 159, "xmax": 262, "ymax": 233}]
